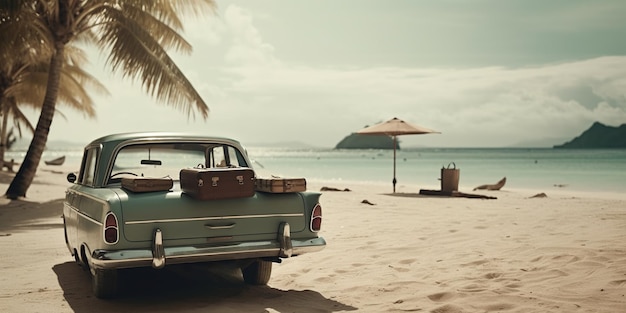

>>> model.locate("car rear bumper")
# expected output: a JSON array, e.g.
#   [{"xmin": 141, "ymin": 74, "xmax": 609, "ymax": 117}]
[{"xmin": 90, "ymin": 223, "xmax": 326, "ymax": 270}]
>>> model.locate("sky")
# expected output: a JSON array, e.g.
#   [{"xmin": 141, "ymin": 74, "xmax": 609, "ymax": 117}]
[{"xmin": 34, "ymin": 0, "xmax": 626, "ymax": 148}]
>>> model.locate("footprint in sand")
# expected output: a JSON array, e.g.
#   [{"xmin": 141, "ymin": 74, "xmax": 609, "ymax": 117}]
[
  {"xmin": 610, "ymin": 279, "xmax": 626, "ymax": 286},
  {"xmin": 456, "ymin": 283, "xmax": 488, "ymax": 293},
  {"xmin": 484, "ymin": 303, "xmax": 516, "ymax": 311},
  {"xmin": 398, "ymin": 258, "xmax": 417, "ymax": 265},
  {"xmin": 427, "ymin": 291, "xmax": 456, "ymax": 302},
  {"xmin": 430, "ymin": 304, "xmax": 465, "ymax": 313},
  {"xmin": 461, "ymin": 259, "xmax": 490, "ymax": 267},
  {"xmin": 314, "ymin": 275, "xmax": 334, "ymax": 283},
  {"xmin": 484, "ymin": 272, "xmax": 503, "ymax": 280},
  {"xmin": 552, "ymin": 254, "xmax": 581, "ymax": 263},
  {"xmin": 388, "ymin": 265, "xmax": 410, "ymax": 273}
]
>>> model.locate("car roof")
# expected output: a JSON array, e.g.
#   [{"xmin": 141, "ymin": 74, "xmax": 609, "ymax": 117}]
[{"xmin": 87, "ymin": 132, "xmax": 241, "ymax": 147}]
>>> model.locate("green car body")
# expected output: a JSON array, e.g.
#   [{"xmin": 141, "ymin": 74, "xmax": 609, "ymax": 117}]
[{"xmin": 63, "ymin": 132, "xmax": 325, "ymax": 298}]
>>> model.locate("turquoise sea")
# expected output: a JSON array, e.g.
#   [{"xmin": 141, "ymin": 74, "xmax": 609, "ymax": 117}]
[
  {"xmin": 17, "ymin": 146, "xmax": 625, "ymax": 193},
  {"xmin": 246, "ymin": 147, "xmax": 626, "ymax": 193}
]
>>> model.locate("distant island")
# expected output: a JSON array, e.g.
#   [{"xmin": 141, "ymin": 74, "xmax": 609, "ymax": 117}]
[
  {"xmin": 554, "ymin": 122, "xmax": 626, "ymax": 149},
  {"xmin": 335, "ymin": 133, "xmax": 398, "ymax": 149}
]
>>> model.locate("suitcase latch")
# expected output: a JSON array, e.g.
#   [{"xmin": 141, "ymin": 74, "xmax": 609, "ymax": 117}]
[
  {"xmin": 212, "ymin": 177, "xmax": 219, "ymax": 187},
  {"xmin": 236, "ymin": 175, "xmax": 245, "ymax": 185},
  {"xmin": 198, "ymin": 179, "xmax": 204, "ymax": 187}
]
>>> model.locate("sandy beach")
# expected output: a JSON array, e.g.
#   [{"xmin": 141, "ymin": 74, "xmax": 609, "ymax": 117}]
[{"xmin": 1, "ymin": 164, "xmax": 625, "ymax": 313}]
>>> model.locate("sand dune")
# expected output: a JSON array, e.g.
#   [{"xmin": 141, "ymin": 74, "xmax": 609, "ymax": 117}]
[{"xmin": 1, "ymin": 166, "xmax": 625, "ymax": 312}]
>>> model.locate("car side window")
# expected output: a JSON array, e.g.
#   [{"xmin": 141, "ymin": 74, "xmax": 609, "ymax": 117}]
[
  {"xmin": 210, "ymin": 145, "xmax": 248, "ymax": 168},
  {"xmin": 211, "ymin": 146, "xmax": 226, "ymax": 167},
  {"xmin": 226, "ymin": 145, "xmax": 248, "ymax": 167},
  {"xmin": 80, "ymin": 148, "xmax": 98, "ymax": 186}
]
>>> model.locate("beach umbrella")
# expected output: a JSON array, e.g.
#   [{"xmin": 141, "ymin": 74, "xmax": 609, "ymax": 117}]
[{"xmin": 357, "ymin": 117, "xmax": 439, "ymax": 193}]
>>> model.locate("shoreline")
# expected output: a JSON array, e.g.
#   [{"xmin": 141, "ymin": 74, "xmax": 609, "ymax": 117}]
[{"xmin": 9, "ymin": 146, "xmax": 626, "ymax": 194}]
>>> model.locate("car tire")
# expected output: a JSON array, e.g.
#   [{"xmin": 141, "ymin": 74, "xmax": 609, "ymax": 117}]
[
  {"xmin": 242, "ymin": 260, "xmax": 272, "ymax": 285},
  {"xmin": 92, "ymin": 268, "xmax": 118, "ymax": 299}
]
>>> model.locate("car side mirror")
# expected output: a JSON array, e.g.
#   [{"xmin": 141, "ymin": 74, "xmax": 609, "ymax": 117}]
[{"xmin": 67, "ymin": 173, "xmax": 77, "ymax": 183}]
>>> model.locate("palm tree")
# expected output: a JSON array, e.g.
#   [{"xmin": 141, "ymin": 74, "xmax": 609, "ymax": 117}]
[
  {"xmin": 0, "ymin": 45, "xmax": 107, "ymax": 165},
  {"xmin": 0, "ymin": 0, "xmax": 214, "ymax": 199}
]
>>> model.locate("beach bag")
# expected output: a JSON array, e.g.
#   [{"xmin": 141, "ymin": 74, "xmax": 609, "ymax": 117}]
[{"xmin": 441, "ymin": 162, "xmax": 460, "ymax": 192}]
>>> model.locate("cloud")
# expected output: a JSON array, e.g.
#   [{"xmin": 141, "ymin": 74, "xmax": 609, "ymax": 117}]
[
  {"xmin": 213, "ymin": 50, "xmax": 626, "ymax": 147},
  {"xmin": 46, "ymin": 3, "xmax": 626, "ymax": 148},
  {"xmin": 221, "ymin": 5, "xmax": 279, "ymax": 67}
]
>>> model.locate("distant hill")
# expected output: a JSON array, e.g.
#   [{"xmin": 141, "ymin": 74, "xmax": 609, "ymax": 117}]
[
  {"xmin": 335, "ymin": 133, "xmax": 398, "ymax": 149},
  {"xmin": 554, "ymin": 122, "xmax": 626, "ymax": 149},
  {"xmin": 509, "ymin": 136, "xmax": 571, "ymax": 148}
]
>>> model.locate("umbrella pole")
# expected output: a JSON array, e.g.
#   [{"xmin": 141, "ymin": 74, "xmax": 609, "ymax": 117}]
[{"xmin": 393, "ymin": 136, "xmax": 397, "ymax": 193}]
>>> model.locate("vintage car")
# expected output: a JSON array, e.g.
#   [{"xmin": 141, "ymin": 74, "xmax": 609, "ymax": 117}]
[{"xmin": 63, "ymin": 132, "xmax": 326, "ymax": 298}]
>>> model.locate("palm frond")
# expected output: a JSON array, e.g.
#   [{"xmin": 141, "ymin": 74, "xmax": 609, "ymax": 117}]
[
  {"xmin": 95, "ymin": 6, "xmax": 209, "ymax": 119},
  {"xmin": 4, "ymin": 45, "xmax": 106, "ymax": 119},
  {"xmin": 0, "ymin": 6, "xmax": 53, "ymax": 69}
]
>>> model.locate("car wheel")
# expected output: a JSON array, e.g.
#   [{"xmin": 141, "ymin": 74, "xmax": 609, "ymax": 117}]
[
  {"xmin": 92, "ymin": 268, "xmax": 118, "ymax": 299},
  {"xmin": 242, "ymin": 260, "xmax": 272, "ymax": 285}
]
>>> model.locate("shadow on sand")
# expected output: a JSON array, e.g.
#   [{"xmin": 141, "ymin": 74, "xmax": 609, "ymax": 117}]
[
  {"xmin": 54, "ymin": 261, "xmax": 357, "ymax": 312},
  {"xmin": 0, "ymin": 198, "xmax": 64, "ymax": 233}
]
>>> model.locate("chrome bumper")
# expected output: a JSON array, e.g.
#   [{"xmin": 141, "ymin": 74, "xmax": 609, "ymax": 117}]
[{"xmin": 90, "ymin": 222, "xmax": 325, "ymax": 270}]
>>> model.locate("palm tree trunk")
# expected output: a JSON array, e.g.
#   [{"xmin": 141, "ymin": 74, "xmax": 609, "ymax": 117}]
[
  {"xmin": 0, "ymin": 100, "xmax": 7, "ymax": 165},
  {"xmin": 0, "ymin": 97, "xmax": 9, "ymax": 166},
  {"xmin": 5, "ymin": 44, "xmax": 64, "ymax": 199}
]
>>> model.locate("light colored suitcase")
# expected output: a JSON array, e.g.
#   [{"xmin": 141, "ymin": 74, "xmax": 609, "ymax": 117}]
[
  {"xmin": 255, "ymin": 177, "xmax": 306, "ymax": 193},
  {"xmin": 121, "ymin": 177, "xmax": 173, "ymax": 193}
]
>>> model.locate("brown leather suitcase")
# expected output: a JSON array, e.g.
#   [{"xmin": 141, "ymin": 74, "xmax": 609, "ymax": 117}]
[
  {"xmin": 121, "ymin": 177, "xmax": 173, "ymax": 193},
  {"xmin": 180, "ymin": 167, "xmax": 255, "ymax": 200},
  {"xmin": 255, "ymin": 177, "xmax": 306, "ymax": 193}
]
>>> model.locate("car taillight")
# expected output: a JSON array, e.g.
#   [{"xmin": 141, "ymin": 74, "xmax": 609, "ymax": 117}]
[
  {"xmin": 104, "ymin": 212, "xmax": 118, "ymax": 244},
  {"xmin": 310, "ymin": 203, "xmax": 322, "ymax": 232}
]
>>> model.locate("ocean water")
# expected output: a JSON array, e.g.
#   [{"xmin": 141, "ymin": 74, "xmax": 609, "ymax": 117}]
[
  {"xmin": 246, "ymin": 147, "xmax": 626, "ymax": 193},
  {"xmin": 10, "ymin": 146, "xmax": 626, "ymax": 193}
]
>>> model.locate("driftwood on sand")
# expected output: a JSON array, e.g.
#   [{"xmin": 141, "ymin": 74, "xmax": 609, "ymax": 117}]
[
  {"xmin": 320, "ymin": 186, "xmax": 352, "ymax": 192},
  {"xmin": 473, "ymin": 177, "xmax": 506, "ymax": 191},
  {"xmin": 419, "ymin": 189, "xmax": 497, "ymax": 200}
]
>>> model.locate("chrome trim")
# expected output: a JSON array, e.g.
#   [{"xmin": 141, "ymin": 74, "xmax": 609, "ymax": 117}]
[
  {"xmin": 205, "ymin": 223, "xmax": 236, "ymax": 230},
  {"xmin": 69, "ymin": 205, "xmax": 102, "ymax": 226},
  {"xmin": 278, "ymin": 222, "xmax": 293, "ymax": 258},
  {"xmin": 125, "ymin": 213, "xmax": 304, "ymax": 225},
  {"xmin": 70, "ymin": 190, "xmax": 112, "ymax": 210},
  {"xmin": 90, "ymin": 237, "xmax": 326, "ymax": 270},
  {"xmin": 152, "ymin": 228, "xmax": 165, "ymax": 269},
  {"xmin": 65, "ymin": 190, "xmax": 112, "ymax": 226}
]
